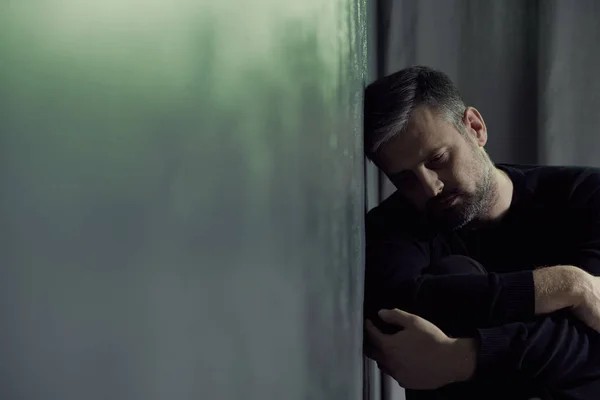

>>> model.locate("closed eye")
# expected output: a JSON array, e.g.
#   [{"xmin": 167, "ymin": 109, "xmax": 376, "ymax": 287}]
[{"xmin": 428, "ymin": 152, "xmax": 447, "ymax": 167}]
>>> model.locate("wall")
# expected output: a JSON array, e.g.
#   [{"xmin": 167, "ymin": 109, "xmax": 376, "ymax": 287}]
[{"xmin": 0, "ymin": 1, "xmax": 367, "ymax": 399}]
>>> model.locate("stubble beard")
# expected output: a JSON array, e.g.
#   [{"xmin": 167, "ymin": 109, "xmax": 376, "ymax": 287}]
[{"xmin": 432, "ymin": 154, "xmax": 498, "ymax": 232}]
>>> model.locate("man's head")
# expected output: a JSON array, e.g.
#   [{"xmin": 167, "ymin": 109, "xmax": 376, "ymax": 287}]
[{"xmin": 364, "ymin": 66, "xmax": 498, "ymax": 231}]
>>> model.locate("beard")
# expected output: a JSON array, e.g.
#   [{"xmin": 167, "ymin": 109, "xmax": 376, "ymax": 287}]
[{"xmin": 426, "ymin": 152, "xmax": 497, "ymax": 232}]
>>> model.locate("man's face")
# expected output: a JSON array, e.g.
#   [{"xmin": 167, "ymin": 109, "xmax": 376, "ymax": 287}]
[{"xmin": 377, "ymin": 106, "xmax": 495, "ymax": 231}]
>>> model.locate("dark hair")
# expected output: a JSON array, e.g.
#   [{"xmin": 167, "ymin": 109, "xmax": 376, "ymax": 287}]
[{"xmin": 364, "ymin": 65, "xmax": 466, "ymax": 162}]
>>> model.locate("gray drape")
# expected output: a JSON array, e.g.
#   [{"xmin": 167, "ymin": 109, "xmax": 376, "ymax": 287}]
[{"xmin": 366, "ymin": 1, "xmax": 600, "ymax": 399}]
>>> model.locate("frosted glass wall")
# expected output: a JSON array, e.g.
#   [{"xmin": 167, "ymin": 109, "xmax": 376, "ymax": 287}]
[{"xmin": 0, "ymin": 1, "xmax": 367, "ymax": 399}]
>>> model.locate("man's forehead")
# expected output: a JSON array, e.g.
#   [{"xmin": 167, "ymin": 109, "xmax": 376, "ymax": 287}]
[{"xmin": 406, "ymin": 106, "xmax": 449, "ymax": 142}]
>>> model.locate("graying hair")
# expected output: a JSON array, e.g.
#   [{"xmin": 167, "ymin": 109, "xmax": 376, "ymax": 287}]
[{"xmin": 364, "ymin": 66, "xmax": 467, "ymax": 162}]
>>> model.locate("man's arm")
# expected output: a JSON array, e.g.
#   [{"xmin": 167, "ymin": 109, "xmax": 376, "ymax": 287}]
[
  {"xmin": 366, "ymin": 267, "xmax": 600, "ymax": 391},
  {"xmin": 533, "ymin": 265, "xmax": 587, "ymax": 314},
  {"xmin": 365, "ymin": 236, "xmax": 586, "ymax": 334},
  {"xmin": 469, "ymin": 313, "xmax": 600, "ymax": 390},
  {"xmin": 366, "ymin": 308, "xmax": 600, "ymax": 396}
]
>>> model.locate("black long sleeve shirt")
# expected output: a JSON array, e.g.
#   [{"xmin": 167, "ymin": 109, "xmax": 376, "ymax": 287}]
[{"xmin": 364, "ymin": 164, "xmax": 600, "ymax": 399}]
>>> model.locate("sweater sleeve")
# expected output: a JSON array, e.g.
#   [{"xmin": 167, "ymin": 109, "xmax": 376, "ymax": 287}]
[
  {"xmin": 475, "ymin": 312, "xmax": 600, "ymax": 393},
  {"xmin": 364, "ymin": 235, "xmax": 535, "ymax": 334}
]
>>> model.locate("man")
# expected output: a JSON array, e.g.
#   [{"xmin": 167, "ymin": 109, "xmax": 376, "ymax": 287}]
[{"xmin": 362, "ymin": 65, "xmax": 600, "ymax": 399}]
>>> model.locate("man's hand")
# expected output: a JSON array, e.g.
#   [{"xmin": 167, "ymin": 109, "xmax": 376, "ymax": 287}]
[{"xmin": 364, "ymin": 309, "xmax": 476, "ymax": 390}]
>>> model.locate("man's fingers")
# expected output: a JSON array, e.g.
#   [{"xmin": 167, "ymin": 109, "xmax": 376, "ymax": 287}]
[
  {"xmin": 378, "ymin": 308, "xmax": 416, "ymax": 328},
  {"xmin": 365, "ymin": 319, "xmax": 385, "ymax": 346},
  {"xmin": 363, "ymin": 340, "xmax": 383, "ymax": 361},
  {"xmin": 364, "ymin": 337, "xmax": 392, "ymax": 375}
]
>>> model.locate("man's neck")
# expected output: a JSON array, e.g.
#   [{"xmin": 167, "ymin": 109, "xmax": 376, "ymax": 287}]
[
  {"xmin": 485, "ymin": 168, "xmax": 514, "ymax": 222},
  {"xmin": 465, "ymin": 167, "xmax": 514, "ymax": 231}
]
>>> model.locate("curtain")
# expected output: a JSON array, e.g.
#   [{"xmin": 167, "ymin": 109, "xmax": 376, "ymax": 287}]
[{"xmin": 367, "ymin": 1, "xmax": 600, "ymax": 399}]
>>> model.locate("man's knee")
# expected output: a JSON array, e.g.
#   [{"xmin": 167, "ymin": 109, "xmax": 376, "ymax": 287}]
[{"xmin": 426, "ymin": 255, "xmax": 487, "ymax": 275}]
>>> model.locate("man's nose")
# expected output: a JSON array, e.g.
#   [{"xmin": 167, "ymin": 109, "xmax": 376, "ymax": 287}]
[{"xmin": 416, "ymin": 168, "xmax": 442, "ymax": 199}]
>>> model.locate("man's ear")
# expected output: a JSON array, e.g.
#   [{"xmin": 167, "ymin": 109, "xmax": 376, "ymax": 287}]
[{"xmin": 462, "ymin": 107, "xmax": 487, "ymax": 147}]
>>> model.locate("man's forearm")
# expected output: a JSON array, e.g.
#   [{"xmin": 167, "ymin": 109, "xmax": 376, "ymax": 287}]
[
  {"xmin": 533, "ymin": 265, "xmax": 588, "ymax": 314},
  {"xmin": 379, "ymin": 266, "xmax": 597, "ymax": 389}
]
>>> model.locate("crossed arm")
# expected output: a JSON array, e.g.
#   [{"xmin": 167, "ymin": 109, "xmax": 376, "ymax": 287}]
[
  {"xmin": 364, "ymin": 238, "xmax": 600, "ymax": 388},
  {"xmin": 365, "ymin": 239, "xmax": 595, "ymax": 334}
]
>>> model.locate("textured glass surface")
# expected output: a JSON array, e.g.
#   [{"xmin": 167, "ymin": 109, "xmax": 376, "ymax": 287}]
[{"xmin": 0, "ymin": 1, "xmax": 367, "ymax": 399}]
